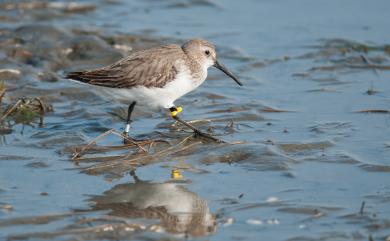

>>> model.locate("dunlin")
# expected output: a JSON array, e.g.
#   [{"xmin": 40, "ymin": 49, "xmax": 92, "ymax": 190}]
[{"xmin": 66, "ymin": 38, "xmax": 242, "ymax": 142}]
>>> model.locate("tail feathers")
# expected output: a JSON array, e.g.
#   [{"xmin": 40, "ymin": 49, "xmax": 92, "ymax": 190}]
[{"xmin": 66, "ymin": 71, "xmax": 90, "ymax": 83}]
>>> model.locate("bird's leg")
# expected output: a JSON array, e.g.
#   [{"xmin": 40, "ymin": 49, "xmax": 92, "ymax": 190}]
[
  {"xmin": 169, "ymin": 105, "xmax": 183, "ymax": 117},
  {"xmin": 123, "ymin": 101, "xmax": 137, "ymax": 143},
  {"xmin": 122, "ymin": 101, "xmax": 167, "ymax": 146},
  {"xmin": 169, "ymin": 106, "xmax": 225, "ymax": 143}
]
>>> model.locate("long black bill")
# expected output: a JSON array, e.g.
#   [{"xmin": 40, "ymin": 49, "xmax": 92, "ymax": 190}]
[{"xmin": 213, "ymin": 60, "xmax": 243, "ymax": 86}]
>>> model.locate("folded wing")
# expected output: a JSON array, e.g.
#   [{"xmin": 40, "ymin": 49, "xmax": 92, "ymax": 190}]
[{"xmin": 66, "ymin": 44, "xmax": 181, "ymax": 89}]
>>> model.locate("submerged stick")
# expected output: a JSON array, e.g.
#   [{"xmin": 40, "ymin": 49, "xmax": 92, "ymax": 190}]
[{"xmin": 72, "ymin": 129, "xmax": 116, "ymax": 160}]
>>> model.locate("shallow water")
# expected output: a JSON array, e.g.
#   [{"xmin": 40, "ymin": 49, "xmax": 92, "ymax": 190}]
[{"xmin": 1, "ymin": 0, "xmax": 390, "ymax": 240}]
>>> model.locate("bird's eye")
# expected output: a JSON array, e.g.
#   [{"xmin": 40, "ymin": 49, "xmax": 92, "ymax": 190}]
[{"xmin": 204, "ymin": 50, "xmax": 210, "ymax": 56}]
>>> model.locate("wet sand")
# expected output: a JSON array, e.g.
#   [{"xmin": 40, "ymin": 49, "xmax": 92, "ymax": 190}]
[{"xmin": 1, "ymin": 0, "xmax": 390, "ymax": 240}]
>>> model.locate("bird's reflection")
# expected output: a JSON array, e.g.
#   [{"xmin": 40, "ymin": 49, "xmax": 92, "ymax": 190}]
[{"xmin": 89, "ymin": 170, "xmax": 216, "ymax": 236}]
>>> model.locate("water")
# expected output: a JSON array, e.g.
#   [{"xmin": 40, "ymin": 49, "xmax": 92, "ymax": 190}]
[{"xmin": 0, "ymin": 0, "xmax": 390, "ymax": 240}]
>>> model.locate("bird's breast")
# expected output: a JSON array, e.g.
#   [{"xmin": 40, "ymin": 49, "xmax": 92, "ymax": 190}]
[{"xmin": 169, "ymin": 70, "xmax": 204, "ymax": 95}]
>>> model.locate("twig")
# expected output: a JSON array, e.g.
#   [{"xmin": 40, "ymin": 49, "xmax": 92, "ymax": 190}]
[
  {"xmin": 172, "ymin": 115, "xmax": 226, "ymax": 143},
  {"xmin": 83, "ymin": 135, "xmax": 201, "ymax": 173},
  {"xmin": 88, "ymin": 137, "xmax": 191, "ymax": 170},
  {"xmin": 72, "ymin": 128, "xmax": 157, "ymax": 160},
  {"xmin": 72, "ymin": 129, "xmax": 115, "ymax": 160},
  {"xmin": 110, "ymin": 130, "xmax": 147, "ymax": 152},
  {"xmin": 0, "ymin": 99, "xmax": 22, "ymax": 121},
  {"xmin": 75, "ymin": 141, "xmax": 163, "ymax": 154},
  {"xmin": 71, "ymin": 155, "xmax": 126, "ymax": 163},
  {"xmin": 0, "ymin": 85, "xmax": 5, "ymax": 104}
]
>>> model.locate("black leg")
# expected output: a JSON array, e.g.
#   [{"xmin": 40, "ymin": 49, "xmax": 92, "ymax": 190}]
[
  {"xmin": 124, "ymin": 101, "xmax": 137, "ymax": 137},
  {"xmin": 170, "ymin": 106, "xmax": 225, "ymax": 143}
]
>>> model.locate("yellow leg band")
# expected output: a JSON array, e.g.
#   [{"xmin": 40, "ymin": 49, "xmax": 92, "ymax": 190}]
[{"xmin": 170, "ymin": 105, "xmax": 183, "ymax": 117}]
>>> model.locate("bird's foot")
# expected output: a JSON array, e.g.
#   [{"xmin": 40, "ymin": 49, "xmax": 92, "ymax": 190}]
[
  {"xmin": 171, "ymin": 115, "xmax": 225, "ymax": 143},
  {"xmin": 122, "ymin": 130, "xmax": 135, "ymax": 144}
]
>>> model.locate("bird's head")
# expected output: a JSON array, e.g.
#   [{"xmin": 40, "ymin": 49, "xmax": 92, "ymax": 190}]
[{"xmin": 182, "ymin": 39, "xmax": 243, "ymax": 86}]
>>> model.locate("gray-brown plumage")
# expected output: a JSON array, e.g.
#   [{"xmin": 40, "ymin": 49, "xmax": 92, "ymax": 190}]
[{"xmin": 66, "ymin": 44, "xmax": 185, "ymax": 88}]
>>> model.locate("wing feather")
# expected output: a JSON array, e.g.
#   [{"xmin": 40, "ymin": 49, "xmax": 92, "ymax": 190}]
[{"xmin": 66, "ymin": 44, "xmax": 182, "ymax": 89}]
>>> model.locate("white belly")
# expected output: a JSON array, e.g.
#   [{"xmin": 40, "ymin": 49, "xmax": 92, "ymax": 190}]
[{"xmin": 97, "ymin": 70, "xmax": 206, "ymax": 109}]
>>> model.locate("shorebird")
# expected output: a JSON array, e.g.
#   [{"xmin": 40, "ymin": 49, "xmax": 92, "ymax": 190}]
[{"xmin": 66, "ymin": 38, "xmax": 242, "ymax": 142}]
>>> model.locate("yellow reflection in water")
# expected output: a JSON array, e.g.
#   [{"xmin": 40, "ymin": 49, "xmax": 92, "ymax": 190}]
[{"xmin": 171, "ymin": 168, "xmax": 183, "ymax": 179}]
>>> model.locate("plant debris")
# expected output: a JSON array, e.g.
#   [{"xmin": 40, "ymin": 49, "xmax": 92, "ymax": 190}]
[{"xmin": 0, "ymin": 85, "xmax": 53, "ymax": 133}]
